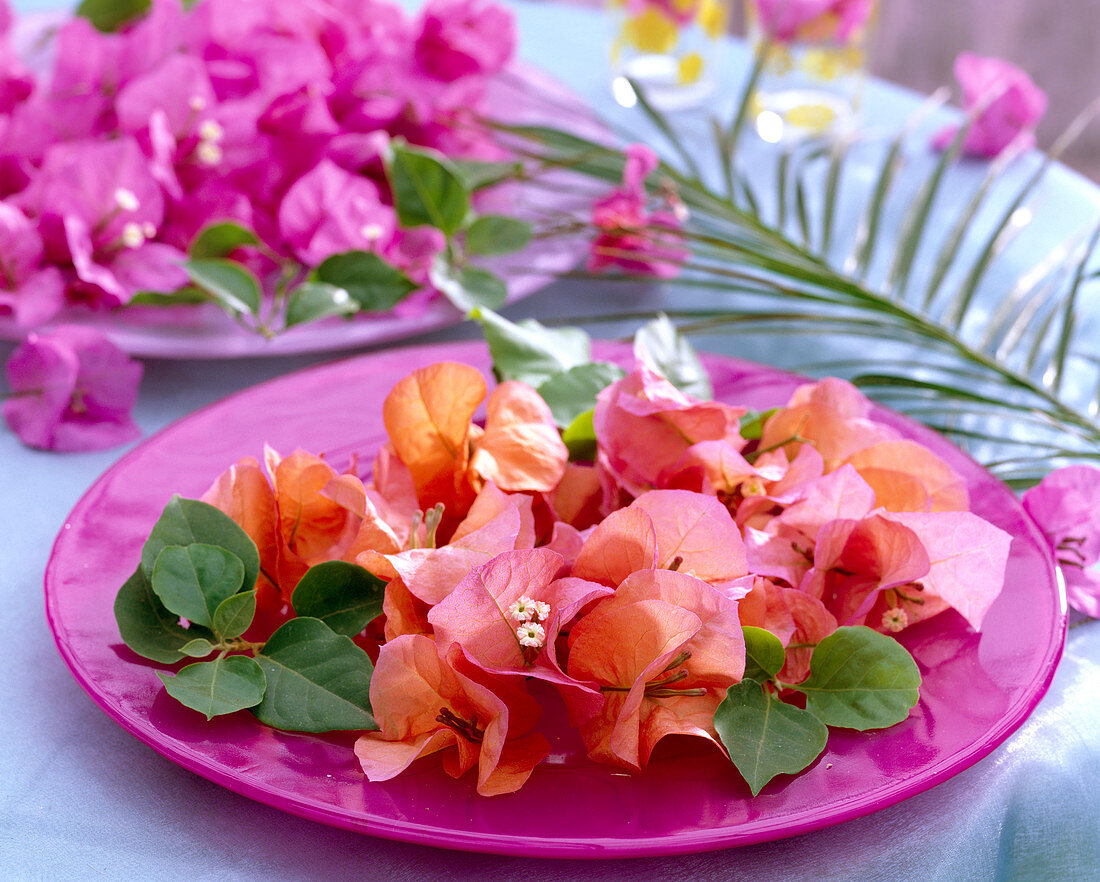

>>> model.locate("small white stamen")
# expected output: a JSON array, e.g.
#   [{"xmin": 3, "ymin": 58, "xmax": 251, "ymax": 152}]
[
  {"xmin": 120, "ymin": 222, "xmax": 145, "ymax": 249},
  {"xmin": 360, "ymin": 223, "xmax": 384, "ymax": 242},
  {"xmin": 195, "ymin": 141, "xmax": 223, "ymax": 166},
  {"xmin": 188, "ymin": 95, "xmax": 207, "ymax": 112},
  {"xmin": 517, "ymin": 621, "xmax": 546, "ymax": 648},
  {"xmin": 142, "ymin": 222, "xmax": 157, "ymax": 239},
  {"xmin": 198, "ymin": 119, "xmax": 225, "ymax": 143},
  {"xmin": 508, "ymin": 596, "xmax": 538, "ymax": 622},
  {"xmin": 114, "ymin": 188, "xmax": 140, "ymax": 212}
]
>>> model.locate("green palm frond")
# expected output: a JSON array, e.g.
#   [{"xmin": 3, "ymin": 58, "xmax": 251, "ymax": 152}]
[{"xmin": 501, "ymin": 84, "xmax": 1100, "ymax": 487}]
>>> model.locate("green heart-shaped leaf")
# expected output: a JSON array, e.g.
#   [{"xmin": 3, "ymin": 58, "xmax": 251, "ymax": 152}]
[
  {"xmin": 472, "ymin": 306, "xmax": 592, "ymax": 387},
  {"xmin": 742, "ymin": 626, "xmax": 786, "ymax": 682},
  {"xmin": 213, "ymin": 590, "xmax": 258, "ymax": 640},
  {"xmin": 292, "ymin": 561, "xmax": 385, "ymax": 637},
  {"xmin": 634, "ymin": 315, "xmax": 713, "ymax": 399},
  {"xmin": 189, "ymin": 221, "xmax": 260, "ymax": 259},
  {"xmin": 77, "ymin": 0, "xmax": 149, "ymax": 31},
  {"xmin": 114, "ymin": 566, "xmax": 212, "ymax": 664},
  {"xmin": 312, "ymin": 251, "xmax": 417, "ymax": 312},
  {"xmin": 562, "ymin": 408, "xmax": 598, "ymax": 462},
  {"xmin": 465, "ymin": 215, "xmax": 532, "ymax": 256},
  {"xmin": 284, "ymin": 282, "xmax": 358, "ymax": 328},
  {"xmin": 185, "ymin": 258, "xmax": 262, "ymax": 316},
  {"xmin": 537, "ymin": 362, "xmax": 625, "ymax": 428},
  {"xmin": 253, "ymin": 618, "xmax": 377, "ymax": 733},
  {"xmin": 389, "ymin": 144, "xmax": 469, "ymax": 235},
  {"xmin": 141, "ymin": 496, "xmax": 260, "ymax": 597},
  {"xmin": 714, "ymin": 679, "xmax": 829, "ymax": 796},
  {"xmin": 430, "ymin": 260, "xmax": 507, "ymax": 313},
  {"xmin": 795, "ymin": 626, "xmax": 922, "ymax": 730},
  {"xmin": 152, "ymin": 544, "xmax": 245, "ymax": 631},
  {"xmin": 158, "ymin": 655, "xmax": 266, "ymax": 720}
]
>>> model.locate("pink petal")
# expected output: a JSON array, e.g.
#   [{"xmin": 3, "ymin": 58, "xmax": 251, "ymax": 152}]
[{"xmin": 880, "ymin": 510, "xmax": 1012, "ymax": 630}]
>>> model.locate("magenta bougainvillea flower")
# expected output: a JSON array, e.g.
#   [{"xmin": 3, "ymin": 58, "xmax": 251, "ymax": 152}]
[
  {"xmin": 933, "ymin": 52, "xmax": 1048, "ymax": 158},
  {"xmin": 414, "ymin": 0, "xmax": 516, "ymax": 81},
  {"xmin": 0, "ymin": 0, "xmax": 520, "ymax": 328},
  {"xmin": 1022, "ymin": 466, "xmax": 1100, "ymax": 617},
  {"xmin": 587, "ymin": 144, "xmax": 687, "ymax": 279},
  {"xmin": 0, "ymin": 202, "xmax": 64, "ymax": 327},
  {"xmin": 752, "ymin": 0, "xmax": 874, "ymax": 44},
  {"xmin": 3, "ymin": 325, "xmax": 142, "ymax": 451},
  {"xmin": 276, "ymin": 159, "xmax": 396, "ymax": 266},
  {"xmin": 0, "ymin": 0, "xmax": 31, "ymax": 118},
  {"xmin": 15, "ymin": 138, "xmax": 187, "ymax": 307}
]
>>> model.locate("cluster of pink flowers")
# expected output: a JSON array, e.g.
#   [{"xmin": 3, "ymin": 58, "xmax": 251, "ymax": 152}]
[
  {"xmin": 933, "ymin": 52, "xmax": 1048, "ymax": 159},
  {"xmin": 0, "ymin": 0, "xmax": 516, "ymax": 328},
  {"xmin": 202, "ymin": 359, "xmax": 1013, "ymax": 794},
  {"xmin": 750, "ymin": 0, "xmax": 874, "ymax": 44},
  {"xmin": 587, "ymin": 144, "xmax": 687, "ymax": 279}
]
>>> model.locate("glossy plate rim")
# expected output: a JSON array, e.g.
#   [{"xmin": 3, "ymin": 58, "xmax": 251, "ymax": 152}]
[{"xmin": 45, "ymin": 340, "xmax": 1067, "ymax": 858}]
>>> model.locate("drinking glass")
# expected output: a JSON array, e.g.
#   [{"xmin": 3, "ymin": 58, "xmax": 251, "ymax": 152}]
[{"xmin": 608, "ymin": 0, "xmax": 731, "ymax": 111}]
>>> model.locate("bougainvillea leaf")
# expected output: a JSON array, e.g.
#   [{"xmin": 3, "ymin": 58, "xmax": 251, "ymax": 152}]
[
  {"xmin": 151, "ymin": 543, "xmax": 246, "ymax": 630},
  {"xmin": 253, "ymin": 617, "xmax": 377, "ymax": 732},
  {"xmin": 292, "ymin": 560, "xmax": 385, "ymax": 637},
  {"xmin": 158, "ymin": 655, "xmax": 266, "ymax": 721},
  {"xmin": 180, "ymin": 637, "xmax": 215, "ymax": 658},
  {"xmin": 312, "ymin": 250, "xmax": 418, "ymax": 312},
  {"xmin": 114, "ymin": 565, "xmax": 213, "ymax": 664},
  {"xmin": 189, "ymin": 221, "xmax": 260, "ymax": 259},
  {"xmin": 212, "ymin": 590, "xmax": 257, "ymax": 640},
  {"xmin": 284, "ymin": 282, "xmax": 358, "ymax": 327},
  {"xmin": 633, "ymin": 314, "xmax": 712, "ymax": 399},
  {"xmin": 472, "ymin": 306, "xmax": 591, "ymax": 388},
  {"xmin": 77, "ymin": 0, "xmax": 149, "ymax": 31},
  {"xmin": 465, "ymin": 215, "xmax": 532, "ymax": 256},
  {"xmin": 389, "ymin": 144, "xmax": 469, "ymax": 235},
  {"xmin": 185, "ymin": 258, "xmax": 262, "ymax": 316},
  {"xmin": 536, "ymin": 362, "xmax": 626, "ymax": 429},
  {"xmin": 742, "ymin": 626, "xmax": 785, "ymax": 682},
  {"xmin": 430, "ymin": 260, "xmax": 507, "ymax": 312},
  {"xmin": 141, "ymin": 495, "xmax": 260, "ymax": 597},
  {"xmin": 795, "ymin": 626, "xmax": 921, "ymax": 730},
  {"xmin": 714, "ymin": 679, "xmax": 828, "ymax": 796}
]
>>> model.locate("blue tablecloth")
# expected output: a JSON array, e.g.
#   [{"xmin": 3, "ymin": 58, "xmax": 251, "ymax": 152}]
[{"xmin": 3, "ymin": 1, "xmax": 1099, "ymax": 878}]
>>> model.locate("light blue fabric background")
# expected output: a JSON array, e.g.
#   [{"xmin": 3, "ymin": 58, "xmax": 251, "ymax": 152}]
[{"xmin": 3, "ymin": 1, "xmax": 1099, "ymax": 879}]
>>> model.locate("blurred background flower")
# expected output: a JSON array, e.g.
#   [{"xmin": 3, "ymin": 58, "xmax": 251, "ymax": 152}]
[{"xmin": 586, "ymin": 0, "xmax": 1100, "ymax": 180}]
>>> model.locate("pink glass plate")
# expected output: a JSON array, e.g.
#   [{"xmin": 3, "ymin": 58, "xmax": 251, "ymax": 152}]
[
  {"xmin": 45, "ymin": 341, "xmax": 1066, "ymax": 858},
  {"xmin": 0, "ymin": 58, "xmax": 597, "ymax": 359}
]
